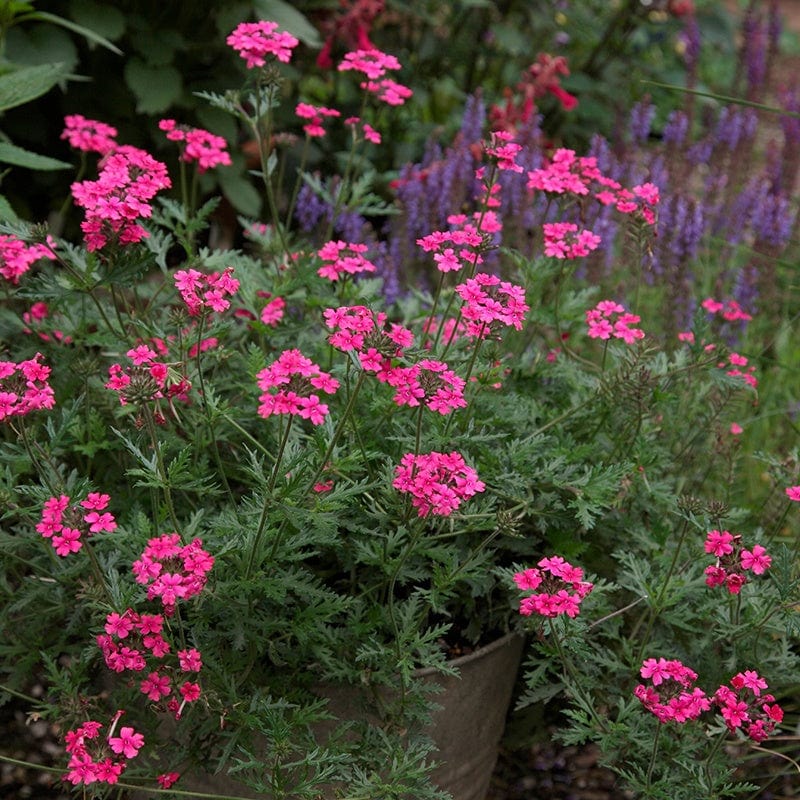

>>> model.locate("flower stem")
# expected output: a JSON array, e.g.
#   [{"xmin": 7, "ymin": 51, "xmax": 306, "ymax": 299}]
[{"xmin": 245, "ymin": 415, "xmax": 294, "ymax": 578}]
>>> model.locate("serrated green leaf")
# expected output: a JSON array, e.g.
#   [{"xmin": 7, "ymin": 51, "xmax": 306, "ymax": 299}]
[
  {"xmin": 0, "ymin": 141, "xmax": 72, "ymax": 171},
  {"xmin": 123, "ymin": 58, "xmax": 182, "ymax": 114},
  {"xmin": 0, "ymin": 62, "xmax": 66, "ymax": 111},
  {"xmin": 253, "ymin": 0, "xmax": 322, "ymax": 48}
]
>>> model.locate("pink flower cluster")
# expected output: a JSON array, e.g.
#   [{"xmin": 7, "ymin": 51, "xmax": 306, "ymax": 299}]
[
  {"xmin": 485, "ymin": 130, "xmax": 524, "ymax": 173},
  {"xmin": 132, "ymin": 533, "xmax": 214, "ymax": 616},
  {"xmin": 714, "ymin": 671, "xmax": 784, "ymax": 742},
  {"xmin": 586, "ymin": 300, "xmax": 645, "ymax": 344},
  {"xmin": 704, "ymin": 530, "xmax": 771, "ymax": 594},
  {"xmin": 385, "ymin": 359, "xmax": 467, "ymax": 415},
  {"xmin": 345, "ymin": 115, "xmax": 381, "ymax": 144},
  {"xmin": 96, "ymin": 607, "xmax": 203, "ymax": 720},
  {"xmin": 720, "ymin": 351, "xmax": 758, "ymax": 389},
  {"xmin": 260, "ymin": 294, "xmax": 286, "ymax": 327},
  {"xmin": 0, "ymin": 353, "xmax": 55, "ymax": 421},
  {"xmin": 701, "ymin": 297, "xmax": 753, "ymax": 324},
  {"xmin": 528, "ymin": 149, "xmax": 659, "ymax": 223},
  {"xmin": 158, "ymin": 119, "xmax": 232, "ymax": 173},
  {"xmin": 105, "ymin": 344, "xmax": 191, "ymax": 414},
  {"xmin": 324, "ymin": 305, "xmax": 413, "ymax": 375},
  {"xmin": 317, "ymin": 240, "xmax": 377, "ymax": 281},
  {"xmin": 417, "ymin": 220, "xmax": 485, "ymax": 273},
  {"xmin": 37, "ymin": 492, "xmax": 117, "ymax": 557},
  {"xmin": 455, "ymin": 273, "xmax": 530, "ymax": 338},
  {"xmin": 64, "ymin": 713, "xmax": 143, "ymax": 786},
  {"xmin": 362, "ymin": 77, "xmax": 413, "ymax": 106},
  {"xmin": 542, "ymin": 222, "xmax": 601, "ymax": 259},
  {"xmin": 295, "ymin": 102, "xmax": 341, "ymax": 138},
  {"xmin": 336, "ymin": 46, "xmax": 411, "ymax": 107},
  {"xmin": 337, "ymin": 48, "xmax": 401, "ymax": 79},
  {"xmin": 513, "ymin": 556, "xmax": 594, "ymax": 618},
  {"xmin": 22, "ymin": 302, "xmax": 72, "ymax": 346},
  {"xmin": 634, "ymin": 658, "xmax": 710, "ymax": 723},
  {"xmin": 786, "ymin": 485, "xmax": 800, "ymax": 502},
  {"xmin": 174, "ymin": 266, "xmax": 240, "ymax": 315},
  {"xmin": 0, "ymin": 233, "xmax": 56, "ymax": 284},
  {"xmin": 227, "ymin": 20, "xmax": 299, "ymax": 67},
  {"xmin": 61, "ymin": 114, "xmax": 118, "ymax": 155},
  {"xmin": 256, "ymin": 349, "xmax": 340, "ymax": 425},
  {"xmin": 71, "ymin": 145, "xmax": 171, "ymax": 250},
  {"xmin": 392, "ymin": 451, "xmax": 485, "ymax": 517}
]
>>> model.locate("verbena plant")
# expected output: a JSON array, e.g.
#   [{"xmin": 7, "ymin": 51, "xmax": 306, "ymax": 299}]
[{"xmin": 0, "ymin": 13, "xmax": 798, "ymax": 800}]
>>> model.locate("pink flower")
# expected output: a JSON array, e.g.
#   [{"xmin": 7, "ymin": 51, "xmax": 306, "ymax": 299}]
[
  {"xmin": 158, "ymin": 772, "xmax": 180, "ymax": 789},
  {"xmin": 543, "ymin": 222, "xmax": 601, "ymax": 259},
  {"xmin": 392, "ymin": 451, "xmax": 485, "ymax": 517},
  {"xmin": 61, "ymin": 114, "xmax": 118, "ymax": 155},
  {"xmin": 316, "ymin": 240, "xmax": 377, "ymax": 281},
  {"xmin": 159, "ymin": 119, "xmax": 231, "ymax": 172},
  {"xmin": 107, "ymin": 726, "xmax": 144, "ymax": 759},
  {"xmin": 514, "ymin": 557, "xmax": 593, "ymax": 619},
  {"xmin": 71, "ymin": 145, "xmax": 171, "ymax": 250},
  {"xmin": 635, "ymin": 658, "xmax": 709, "ymax": 723},
  {"xmin": 227, "ymin": 20, "xmax": 299, "ymax": 67},
  {"xmin": 740, "ymin": 544, "xmax": 771, "ymax": 575},
  {"xmin": 0, "ymin": 234, "xmax": 57, "ymax": 284},
  {"xmin": 0, "ymin": 353, "xmax": 55, "ymax": 418},
  {"xmin": 174, "ymin": 267, "xmax": 239, "ymax": 315},
  {"xmin": 785, "ymin": 485, "xmax": 800, "ymax": 502},
  {"xmin": 714, "ymin": 672, "xmax": 783, "ymax": 742},
  {"xmin": 140, "ymin": 671, "xmax": 172, "ymax": 701},
  {"xmin": 586, "ymin": 301, "xmax": 644, "ymax": 343},
  {"xmin": 338, "ymin": 48, "xmax": 402, "ymax": 80}
]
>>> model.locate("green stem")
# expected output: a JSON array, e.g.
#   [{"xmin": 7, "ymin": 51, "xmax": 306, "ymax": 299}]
[
  {"xmin": 635, "ymin": 519, "xmax": 690, "ymax": 665},
  {"xmin": 193, "ymin": 314, "xmax": 234, "ymax": 504},
  {"xmin": 645, "ymin": 722, "xmax": 662, "ymax": 789},
  {"xmin": 245, "ymin": 415, "xmax": 294, "ymax": 578},
  {"xmin": 549, "ymin": 618, "xmax": 608, "ymax": 733},
  {"xmin": 142, "ymin": 404, "xmax": 181, "ymax": 533},
  {"xmin": 284, "ymin": 135, "xmax": 310, "ymax": 229},
  {"xmin": 304, "ymin": 370, "xmax": 367, "ymax": 495}
]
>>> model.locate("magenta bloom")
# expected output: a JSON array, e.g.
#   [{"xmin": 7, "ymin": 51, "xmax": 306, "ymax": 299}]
[
  {"xmin": 392, "ymin": 451, "xmax": 485, "ymax": 517},
  {"xmin": 385, "ymin": 360, "xmax": 466, "ymax": 415},
  {"xmin": 455, "ymin": 273, "xmax": 529, "ymax": 338},
  {"xmin": 61, "ymin": 114, "xmax": 118, "ymax": 155},
  {"xmin": 256, "ymin": 349, "xmax": 339, "ymax": 425},
  {"xmin": 108, "ymin": 726, "xmax": 145, "ymax": 759},
  {"xmin": 36, "ymin": 490, "xmax": 117, "ymax": 557},
  {"xmin": 714, "ymin": 671, "xmax": 783, "ymax": 742},
  {"xmin": 786, "ymin": 485, "xmax": 800, "ymax": 502},
  {"xmin": 635, "ymin": 658, "xmax": 710, "ymax": 723},
  {"xmin": 586, "ymin": 300, "xmax": 644, "ymax": 343},
  {"xmin": 227, "ymin": 20, "xmax": 299, "ymax": 67},
  {"xmin": 514, "ymin": 557, "xmax": 593, "ymax": 619},
  {"xmin": 71, "ymin": 145, "xmax": 171, "ymax": 250},
  {"xmin": 174, "ymin": 266, "xmax": 240, "ymax": 315},
  {"xmin": 0, "ymin": 233, "xmax": 57, "ymax": 284},
  {"xmin": 0, "ymin": 353, "xmax": 55, "ymax": 419},
  {"xmin": 543, "ymin": 222, "xmax": 601, "ymax": 259},
  {"xmin": 132, "ymin": 534, "xmax": 214, "ymax": 615},
  {"xmin": 337, "ymin": 48, "xmax": 402, "ymax": 80},
  {"xmin": 159, "ymin": 119, "xmax": 231, "ymax": 172},
  {"xmin": 317, "ymin": 240, "xmax": 377, "ymax": 280},
  {"xmin": 703, "ymin": 530, "xmax": 770, "ymax": 594}
]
